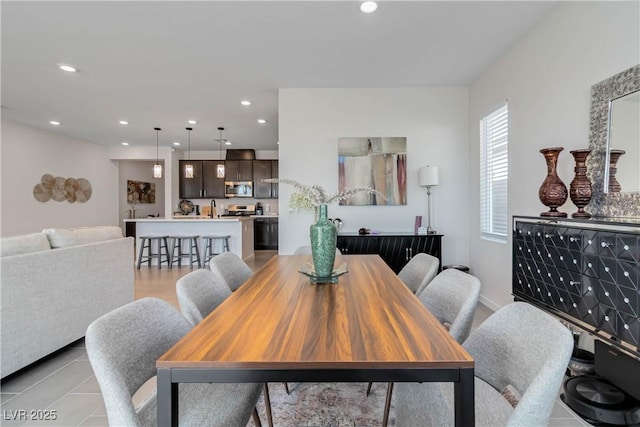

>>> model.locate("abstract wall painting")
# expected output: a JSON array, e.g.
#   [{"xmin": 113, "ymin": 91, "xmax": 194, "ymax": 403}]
[
  {"xmin": 338, "ymin": 137, "xmax": 407, "ymax": 205},
  {"xmin": 127, "ymin": 180, "xmax": 155, "ymax": 204}
]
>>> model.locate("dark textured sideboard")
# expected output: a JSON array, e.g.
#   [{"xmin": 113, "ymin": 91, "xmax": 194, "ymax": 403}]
[
  {"xmin": 337, "ymin": 233, "xmax": 442, "ymax": 274},
  {"xmin": 512, "ymin": 216, "xmax": 639, "ymax": 356}
]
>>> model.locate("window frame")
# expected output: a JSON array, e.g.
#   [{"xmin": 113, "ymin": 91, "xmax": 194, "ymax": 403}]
[{"xmin": 479, "ymin": 103, "xmax": 509, "ymax": 243}]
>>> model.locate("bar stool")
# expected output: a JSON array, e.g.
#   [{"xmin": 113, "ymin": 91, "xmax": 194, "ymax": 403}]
[
  {"xmin": 136, "ymin": 235, "xmax": 171, "ymax": 269},
  {"xmin": 170, "ymin": 235, "xmax": 202, "ymax": 268},
  {"xmin": 201, "ymin": 235, "xmax": 231, "ymax": 265}
]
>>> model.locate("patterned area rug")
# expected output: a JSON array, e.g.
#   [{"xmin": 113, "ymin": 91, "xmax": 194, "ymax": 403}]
[{"xmin": 252, "ymin": 382, "xmax": 396, "ymax": 426}]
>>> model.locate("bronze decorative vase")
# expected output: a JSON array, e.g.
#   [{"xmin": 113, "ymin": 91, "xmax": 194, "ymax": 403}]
[
  {"xmin": 569, "ymin": 149, "xmax": 592, "ymax": 218},
  {"xmin": 538, "ymin": 147, "xmax": 568, "ymax": 217},
  {"xmin": 608, "ymin": 149, "xmax": 625, "ymax": 193}
]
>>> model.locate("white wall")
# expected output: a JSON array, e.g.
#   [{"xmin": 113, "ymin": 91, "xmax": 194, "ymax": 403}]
[
  {"xmin": 109, "ymin": 145, "xmax": 174, "ymax": 219},
  {"xmin": 468, "ymin": 1, "xmax": 640, "ymax": 310},
  {"xmin": 1, "ymin": 120, "xmax": 119, "ymax": 236},
  {"xmin": 118, "ymin": 160, "xmax": 165, "ymax": 230},
  {"xmin": 278, "ymin": 87, "xmax": 469, "ymax": 265}
]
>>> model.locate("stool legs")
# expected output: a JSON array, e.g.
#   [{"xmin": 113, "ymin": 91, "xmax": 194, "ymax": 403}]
[
  {"xmin": 170, "ymin": 237, "xmax": 201, "ymax": 268},
  {"xmin": 137, "ymin": 236, "xmax": 171, "ymax": 269},
  {"xmin": 202, "ymin": 236, "xmax": 231, "ymax": 265}
]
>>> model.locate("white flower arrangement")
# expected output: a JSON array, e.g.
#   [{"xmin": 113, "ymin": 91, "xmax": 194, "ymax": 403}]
[{"xmin": 263, "ymin": 178, "xmax": 379, "ymax": 211}]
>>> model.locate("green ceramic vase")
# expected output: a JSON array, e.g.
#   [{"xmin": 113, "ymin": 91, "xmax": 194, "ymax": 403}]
[{"xmin": 310, "ymin": 204, "xmax": 337, "ymax": 278}]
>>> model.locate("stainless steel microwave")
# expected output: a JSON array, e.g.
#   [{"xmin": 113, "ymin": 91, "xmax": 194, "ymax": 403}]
[{"xmin": 225, "ymin": 181, "xmax": 253, "ymax": 198}]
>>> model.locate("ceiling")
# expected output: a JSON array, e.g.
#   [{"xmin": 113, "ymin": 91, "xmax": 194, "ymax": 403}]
[{"xmin": 1, "ymin": 1, "xmax": 558, "ymax": 152}]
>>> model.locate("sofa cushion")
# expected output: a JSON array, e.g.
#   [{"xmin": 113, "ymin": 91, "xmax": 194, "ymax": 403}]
[
  {"xmin": 43, "ymin": 226, "xmax": 123, "ymax": 248},
  {"xmin": 1, "ymin": 233, "xmax": 51, "ymax": 257}
]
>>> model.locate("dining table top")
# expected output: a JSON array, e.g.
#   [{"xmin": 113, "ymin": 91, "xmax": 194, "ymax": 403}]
[{"xmin": 157, "ymin": 254, "xmax": 473, "ymax": 370}]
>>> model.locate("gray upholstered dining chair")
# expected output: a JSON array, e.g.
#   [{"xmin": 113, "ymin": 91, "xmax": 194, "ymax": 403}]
[
  {"xmin": 417, "ymin": 268, "xmax": 481, "ymax": 343},
  {"xmin": 397, "ymin": 252, "xmax": 439, "ymax": 295},
  {"xmin": 85, "ymin": 297, "xmax": 263, "ymax": 427},
  {"xmin": 176, "ymin": 269, "xmax": 274, "ymax": 427},
  {"xmin": 394, "ymin": 302, "xmax": 574, "ymax": 427},
  {"xmin": 176, "ymin": 269, "xmax": 231, "ymax": 327},
  {"xmin": 209, "ymin": 252, "xmax": 254, "ymax": 291},
  {"xmin": 368, "ymin": 268, "xmax": 482, "ymax": 426},
  {"xmin": 293, "ymin": 245, "xmax": 342, "ymax": 256}
]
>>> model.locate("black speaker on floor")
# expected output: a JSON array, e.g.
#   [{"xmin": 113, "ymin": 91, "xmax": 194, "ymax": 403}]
[
  {"xmin": 562, "ymin": 340, "xmax": 640, "ymax": 426},
  {"xmin": 595, "ymin": 341, "xmax": 640, "ymax": 402}
]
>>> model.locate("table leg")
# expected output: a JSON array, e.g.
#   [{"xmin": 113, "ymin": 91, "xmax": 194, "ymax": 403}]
[
  {"xmin": 454, "ymin": 367, "xmax": 475, "ymax": 427},
  {"xmin": 157, "ymin": 368, "xmax": 178, "ymax": 427}
]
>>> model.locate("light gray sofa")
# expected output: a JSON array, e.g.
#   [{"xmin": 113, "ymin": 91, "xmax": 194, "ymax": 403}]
[{"xmin": 1, "ymin": 226, "xmax": 134, "ymax": 378}]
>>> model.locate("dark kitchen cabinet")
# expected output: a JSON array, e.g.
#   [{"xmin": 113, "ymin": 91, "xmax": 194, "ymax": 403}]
[
  {"xmin": 179, "ymin": 160, "xmax": 225, "ymax": 199},
  {"xmin": 253, "ymin": 160, "xmax": 279, "ymax": 199},
  {"xmin": 336, "ymin": 233, "xmax": 442, "ymax": 273},
  {"xmin": 254, "ymin": 217, "xmax": 278, "ymax": 250},
  {"xmin": 253, "ymin": 160, "xmax": 272, "ymax": 198},
  {"xmin": 272, "ymin": 160, "xmax": 279, "ymax": 199},
  {"xmin": 225, "ymin": 160, "xmax": 253, "ymax": 181}
]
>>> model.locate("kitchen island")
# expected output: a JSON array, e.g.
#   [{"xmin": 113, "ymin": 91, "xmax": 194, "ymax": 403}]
[{"xmin": 124, "ymin": 217, "xmax": 254, "ymax": 265}]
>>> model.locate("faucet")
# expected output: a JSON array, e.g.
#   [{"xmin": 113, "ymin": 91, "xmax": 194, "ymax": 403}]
[{"xmin": 210, "ymin": 199, "xmax": 217, "ymax": 218}]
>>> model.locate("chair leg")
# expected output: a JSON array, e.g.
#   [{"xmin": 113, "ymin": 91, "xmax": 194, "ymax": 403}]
[
  {"xmin": 366, "ymin": 381, "xmax": 373, "ymax": 396},
  {"xmin": 263, "ymin": 383, "xmax": 273, "ymax": 427},
  {"xmin": 284, "ymin": 382, "xmax": 290, "ymax": 395},
  {"xmin": 382, "ymin": 381, "xmax": 393, "ymax": 427},
  {"xmin": 252, "ymin": 407, "xmax": 262, "ymax": 427}
]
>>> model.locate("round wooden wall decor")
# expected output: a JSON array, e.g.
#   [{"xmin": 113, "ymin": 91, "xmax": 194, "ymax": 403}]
[
  {"xmin": 32, "ymin": 174, "xmax": 92, "ymax": 203},
  {"xmin": 75, "ymin": 178, "xmax": 92, "ymax": 202},
  {"xmin": 33, "ymin": 183, "xmax": 51, "ymax": 202}
]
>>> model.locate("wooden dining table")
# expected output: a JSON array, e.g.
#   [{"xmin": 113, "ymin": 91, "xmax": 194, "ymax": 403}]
[{"xmin": 157, "ymin": 254, "xmax": 475, "ymax": 426}]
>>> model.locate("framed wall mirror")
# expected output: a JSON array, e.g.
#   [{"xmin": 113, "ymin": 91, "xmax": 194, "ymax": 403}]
[{"xmin": 586, "ymin": 64, "xmax": 640, "ymax": 218}]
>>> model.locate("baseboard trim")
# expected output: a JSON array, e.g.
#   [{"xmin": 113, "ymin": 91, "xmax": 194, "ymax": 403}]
[{"xmin": 479, "ymin": 295, "xmax": 501, "ymax": 312}]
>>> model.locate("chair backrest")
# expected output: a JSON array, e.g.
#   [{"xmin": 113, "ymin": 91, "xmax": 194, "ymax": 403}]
[
  {"xmin": 176, "ymin": 269, "xmax": 232, "ymax": 326},
  {"xmin": 293, "ymin": 245, "xmax": 342, "ymax": 256},
  {"xmin": 398, "ymin": 253, "xmax": 439, "ymax": 294},
  {"xmin": 209, "ymin": 252, "xmax": 254, "ymax": 291},
  {"xmin": 463, "ymin": 302, "xmax": 573, "ymax": 426},
  {"xmin": 85, "ymin": 297, "xmax": 192, "ymax": 426},
  {"xmin": 417, "ymin": 268, "xmax": 481, "ymax": 343}
]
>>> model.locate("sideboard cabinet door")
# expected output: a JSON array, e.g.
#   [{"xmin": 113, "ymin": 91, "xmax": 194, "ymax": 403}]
[
  {"xmin": 512, "ymin": 216, "xmax": 640, "ymax": 354},
  {"xmin": 337, "ymin": 234, "xmax": 442, "ymax": 274}
]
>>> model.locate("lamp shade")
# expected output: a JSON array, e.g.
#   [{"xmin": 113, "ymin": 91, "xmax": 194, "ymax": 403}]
[{"xmin": 419, "ymin": 166, "xmax": 439, "ymax": 187}]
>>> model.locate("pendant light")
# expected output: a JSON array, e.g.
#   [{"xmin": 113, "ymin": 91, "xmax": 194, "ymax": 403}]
[
  {"xmin": 153, "ymin": 127, "xmax": 162, "ymax": 179},
  {"xmin": 216, "ymin": 127, "xmax": 225, "ymax": 178},
  {"xmin": 184, "ymin": 127, "xmax": 194, "ymax": 179}
]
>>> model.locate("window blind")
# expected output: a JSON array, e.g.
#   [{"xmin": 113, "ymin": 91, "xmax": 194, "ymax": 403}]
[{"xmin": 480, "ymin": 104, "xmax": 508, "ymax": 242}]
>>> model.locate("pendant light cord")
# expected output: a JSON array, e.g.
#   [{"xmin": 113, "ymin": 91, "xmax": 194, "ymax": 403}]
[
  {"xmin": 186, "ymin": 127, "xmax": 192, "ymax": 160},
  {"xmin": 154, "ymin": 127, "xmax": 161, "ymax": 162},
  {"xmin": 218, "ymin": 127, "xmax": 224, "ymax": 159}
]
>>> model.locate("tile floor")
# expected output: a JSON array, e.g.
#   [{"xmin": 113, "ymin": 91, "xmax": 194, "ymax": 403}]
[{"xmin": 1, "ymin": 251, "xmax": 593, "ymax": 426}]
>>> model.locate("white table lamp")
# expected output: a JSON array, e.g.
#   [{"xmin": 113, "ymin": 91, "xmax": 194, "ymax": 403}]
[{"xmin": 419, "ymin": 166, "xmax": 439, "ymax": 234}]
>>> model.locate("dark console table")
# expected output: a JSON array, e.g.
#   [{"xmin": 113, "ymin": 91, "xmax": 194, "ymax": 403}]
[
  {"xmin": 337, "ymin": 232, "xmax": 442, "ymax": 274},
  {"xmin": 512, "ymin": 216, "xmax": 639, "ymax": 357}
]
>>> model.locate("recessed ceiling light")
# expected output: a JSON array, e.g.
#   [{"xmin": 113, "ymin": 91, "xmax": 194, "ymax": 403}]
[
  {"xmin": 119, "ymin": 120, "xmax": 129, "ymax": 125},
  {"xmin": 257, "ymin": 119, "xmax": 267, "ymax": 124},
  {"xmin": 360, "ymin": 1, "xmax": 378, "ymax": 13},
  {"xmin": 58, "ymin": 64, "xmax": 77, "ymax": 72},
  {"xmin": 225, "ymin": 141, "xmax": 232, "ymax": 146},
  {"xmin": 49, "ymin": 121, "xmax": 61, "ymax": 126},
  {"xmin": 121, "ymin": 142, "xmax": 129, "ymax": 146},
  {"xmin": 277, "ymin": 141, "xmax": 280, "ymax": 145},
  {"xmin": 241, "ymin": 100, "xmax": 251, "ymax": 106},
  {"xmin": 188, "ymin": 120, "xmax": 197, "ymax": 124},
  {"xmin": 173, "ymin": 142, "xmax": 181, "ymax": 146}
]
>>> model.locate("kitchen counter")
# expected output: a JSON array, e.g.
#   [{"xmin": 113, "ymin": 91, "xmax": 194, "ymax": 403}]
[
  {"xmin": 124, "ymin": 217, "xmax": 254, "ymax": 263},
  {"xmin": 125, "ymin": 216, "xmax": 254, "ymax": 222}
]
